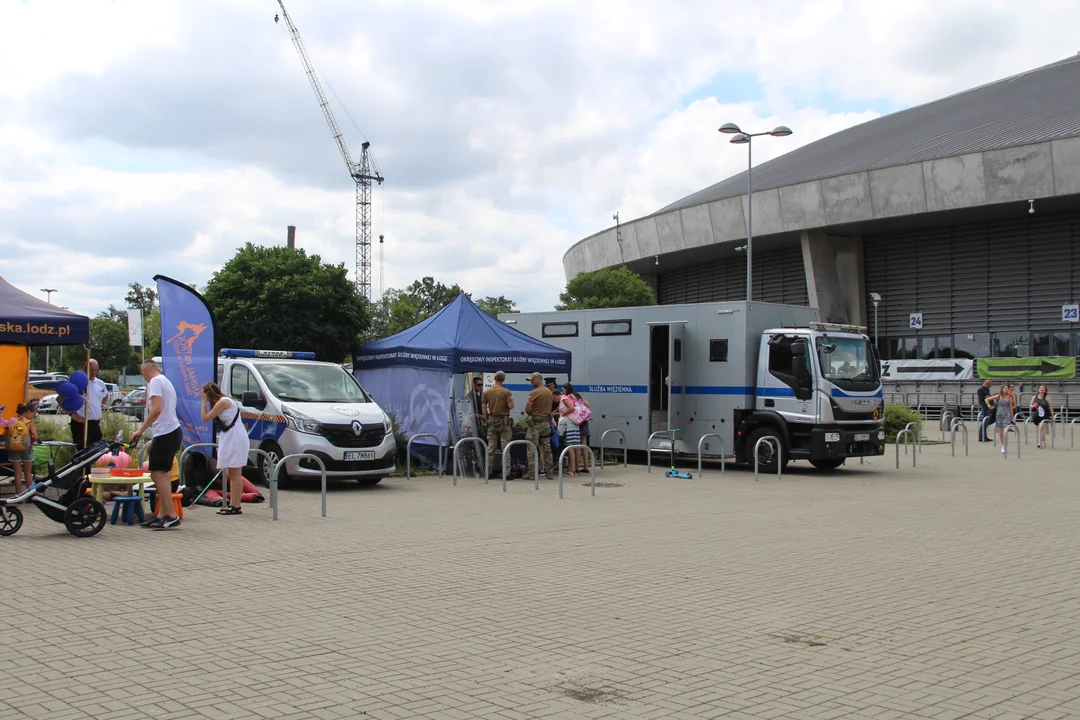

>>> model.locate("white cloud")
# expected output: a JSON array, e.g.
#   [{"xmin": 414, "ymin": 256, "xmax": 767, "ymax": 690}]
[{"xmin": 1, "ymin": 0, "xmax": 1078, "ymax": 321}]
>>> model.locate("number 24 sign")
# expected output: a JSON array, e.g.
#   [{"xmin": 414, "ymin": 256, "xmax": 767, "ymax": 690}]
[
  {"xmin": 909, "ymin": 313, "xmax": 924, "ymax": 330},
  {"xmin": 1063, "ymin": 305, "xmax": 1079, "ymax": 322}
]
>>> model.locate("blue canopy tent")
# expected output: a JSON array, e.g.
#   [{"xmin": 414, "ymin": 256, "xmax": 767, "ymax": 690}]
[{"xmin": 352, "ymin": 294, "xmax": 571, "ymax": 454}]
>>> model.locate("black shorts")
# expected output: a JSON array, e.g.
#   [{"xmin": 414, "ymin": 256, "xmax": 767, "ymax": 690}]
[{"xmin": 148, "ymin": 427, "xmax": 183, "ymax": 472}]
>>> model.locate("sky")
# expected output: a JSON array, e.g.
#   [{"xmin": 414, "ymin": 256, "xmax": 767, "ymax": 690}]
[{"xmin": 1, "ymin": 0, "xmax": 1078, "ymax": 318}]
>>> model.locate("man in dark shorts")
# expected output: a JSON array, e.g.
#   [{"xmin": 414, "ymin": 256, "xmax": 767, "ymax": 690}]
[
  {"xmin": 977, "ymin": 378, "xmax": 994, "ymax": 442},
  {"xmin": 132, "ymin": 360, "xmax": 183, "ymax": 529}
]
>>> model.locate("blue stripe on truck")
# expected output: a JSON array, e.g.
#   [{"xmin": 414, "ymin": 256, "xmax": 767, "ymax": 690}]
[{"xmin": 506, "ymin": 384, "xmax": 756, "ymax": 395}]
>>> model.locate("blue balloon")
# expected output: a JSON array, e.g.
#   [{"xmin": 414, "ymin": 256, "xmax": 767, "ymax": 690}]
[
  {"xmin": 61, "ymin": 395, "xmax": 84, "ymax": 413},
  {"xmin": 69, "ymin": 371, "xmax": 89, "ymax": 393},
  {"xmin": 55, "ymin": 381, "xmax": 79, "ymax": 399}
]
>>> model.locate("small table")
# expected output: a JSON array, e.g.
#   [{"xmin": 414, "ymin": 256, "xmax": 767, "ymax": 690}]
[{"xmin": 89, "ymin": 474, "xmax": 153, "ymax": 503}]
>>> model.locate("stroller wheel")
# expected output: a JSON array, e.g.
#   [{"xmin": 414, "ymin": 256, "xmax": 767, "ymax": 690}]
[
  {"xmin": 64, "ymin": 498, "xmax": 107, "ymax": 538},
  {"xmin": 0, "ymin": 506, "xmax": 23, "ymax": 537}
]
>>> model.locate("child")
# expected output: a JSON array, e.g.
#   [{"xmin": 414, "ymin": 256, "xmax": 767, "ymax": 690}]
[{"xmin": 3, "ymin": 403, "xmax": 39, "ymax": 494}]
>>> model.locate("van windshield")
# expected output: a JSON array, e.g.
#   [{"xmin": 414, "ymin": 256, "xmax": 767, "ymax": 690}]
[{"xmin": 258, "ymin": 363, "xmax": 371, "ymax": 403}]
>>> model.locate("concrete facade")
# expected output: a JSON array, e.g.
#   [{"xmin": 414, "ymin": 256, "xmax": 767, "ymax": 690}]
[{"xmin": 564, "ymin": 139, "xmax": 1075, "ymax": 324}]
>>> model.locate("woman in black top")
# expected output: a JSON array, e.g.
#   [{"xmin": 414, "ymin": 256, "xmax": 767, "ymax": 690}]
[{"xmin": 1029, "ymin": 385, "xmax": 1054, "ymax": 448}]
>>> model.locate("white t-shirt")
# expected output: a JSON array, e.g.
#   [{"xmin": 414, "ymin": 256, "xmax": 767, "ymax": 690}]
[
  {"xmin": 85, "ymin": 377, "xmax": 109, "ymax": 421},
  {"xmin": 147, "ymin": 374, "xmax": 181, "ymax": 436}
]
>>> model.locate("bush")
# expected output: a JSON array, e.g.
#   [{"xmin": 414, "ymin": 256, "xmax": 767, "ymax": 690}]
[{"xmin": 883, "ymin": 403, "xmax": 923, "ymax": 443}]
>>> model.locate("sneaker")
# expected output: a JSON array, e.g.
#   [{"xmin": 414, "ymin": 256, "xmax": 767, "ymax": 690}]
[
  {"xmin": 153, "ymin": 516, "xmax": 181, "ymax": 530},
  {"xmin": 141, "ymin": 516, "xmax": 164, "ymax": 528},
  {"xmin": 1001, "ymin": 447, "xmax": 1006, "ymax": 455}
]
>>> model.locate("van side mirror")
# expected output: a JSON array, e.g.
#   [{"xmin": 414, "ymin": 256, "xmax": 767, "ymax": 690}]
[{"xmin": 241, "ymin": 390, "xmax": 266, "ymax": 411}]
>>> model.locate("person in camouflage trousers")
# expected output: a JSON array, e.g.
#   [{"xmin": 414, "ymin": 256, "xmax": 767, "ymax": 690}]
[
  {"xmin": 524, "ymin": 372, "xmax": 554, "ymax": 478},
  {"xmin": 481, "ymin": 371, "xmax": 514, "ymax": 478}
]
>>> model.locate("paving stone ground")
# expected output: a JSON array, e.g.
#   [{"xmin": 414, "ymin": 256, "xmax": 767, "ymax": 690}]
[{"xmin": 2, "ymin": 424, "xmax": 1079, "ymax": 720}]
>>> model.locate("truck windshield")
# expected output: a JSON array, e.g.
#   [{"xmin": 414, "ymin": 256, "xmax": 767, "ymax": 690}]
[
  {"xmin": 258, "ymin": 363, "xmax": 371, "ymax": 403},
  {"xmin": 816, "ymin": 337, "xmax": 877, "ymax": 384}
]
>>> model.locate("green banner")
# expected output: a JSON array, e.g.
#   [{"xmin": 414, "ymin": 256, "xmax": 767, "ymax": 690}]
[{"xmin": 977, "ymin": 357, "xmax": 1076, "ymax": 379}]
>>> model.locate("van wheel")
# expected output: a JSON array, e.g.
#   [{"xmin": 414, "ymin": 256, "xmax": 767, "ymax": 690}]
[
  {"xmin": 357, "ymin": 477, "xmax": 383, "ymax": 486},
  {"xmin": 809, "ymin": 458, "xmax": 845, "ymax": 471},
  {"xmin": 260, "ymin": 442, "xmax": 288, "ymax": 487},
  {"xmin": 746, "ymin": 428, "xmax": 788, "ymax": 475}
]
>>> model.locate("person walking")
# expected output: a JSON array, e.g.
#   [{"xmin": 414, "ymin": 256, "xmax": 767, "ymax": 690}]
[
  {"xmin": 132, "ymin": 360, "xmax": 183, "ymax": 529},
  {"xmin": 1029, "ymin": 385, "xmax": 1054, "ymax": 449},
  {"xmin": 481, "ymin": 371, "xmax": 514, "ymax": 479},
  {"xmin": 200, "ymin": 382, "xmax": 248, "ymax": 515},
  {"xmin": 524, "ymin": 372, "xmax": 554, "ymax": 479},
  {"xmin": 976, "ymin": 379, "xmax": 994, "ymax": 442},
  {"xmin": 988, "ymin": 382, "xmax": 1015, "ymax": 456},
  {"xmin": 70, "ymin": 359, "xmax": 109, "ymax": 452}
]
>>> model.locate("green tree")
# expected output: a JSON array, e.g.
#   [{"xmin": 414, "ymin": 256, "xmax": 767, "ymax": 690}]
[
  {"xmin": 556, "ymin": 267, "xmax": 656, "ymax": 310},
  {"xmin": 124, "ymin": 282, "xmax": 157, "ymax": 315},
  {"xmin": 405, "ymin": 276, "xmax": 467, "ymax": 316},
  {"xmin": 476, "ymin": 295, "xmax": 518, "ymax": 317},
  {"xmin": 89, "ymin": 315, "xmax": 137, "ymax": 372},
  {"xmin": 203, "ymin": 244, "xmax": 367, "ymax": 363}
]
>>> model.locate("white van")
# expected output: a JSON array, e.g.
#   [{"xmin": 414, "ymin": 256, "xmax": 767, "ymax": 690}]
[{"xmin": 216, "ymin": 349, "xmax": 396, "ymax": 485}]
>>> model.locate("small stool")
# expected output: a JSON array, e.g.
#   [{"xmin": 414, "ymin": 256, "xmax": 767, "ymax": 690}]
[
  {"xmin": 147, "ymin": 490, "xmax": 185, "ymax": 519},
  {"xmin": 109, "ymin": 497, "xmax": 145, "ymax": 526}
]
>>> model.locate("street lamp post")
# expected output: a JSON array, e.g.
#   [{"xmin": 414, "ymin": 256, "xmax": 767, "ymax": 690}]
[
  {"xmin": 40, "ymin": 288, "xmax": 57, "ymax": 372},
  {"xmin": 718, "ymin": 123, "xmax": 792, "ymax": 304},
  {"xmin": 869, "ymin": 293, "xmax": 882, "ymax": 352}
]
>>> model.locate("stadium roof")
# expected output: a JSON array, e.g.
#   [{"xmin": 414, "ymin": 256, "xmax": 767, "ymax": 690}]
[{"xmin": 655, "ymin": 54, "xmax": 1080, "ymax": 217}]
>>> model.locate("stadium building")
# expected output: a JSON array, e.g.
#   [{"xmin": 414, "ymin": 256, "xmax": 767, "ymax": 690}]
[{"xmin": 564, "ymin": 55, "xmax": 1080, "ymax": 365}]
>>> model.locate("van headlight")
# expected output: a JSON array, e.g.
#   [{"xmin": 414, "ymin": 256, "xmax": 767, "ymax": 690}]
[
  {"xmin": 283, "ymin": 409, "xmax": 321, "ymax": 435},
  {"xmin": 383, "ymin": 415, "xmax": 393, "ymax": 436}
]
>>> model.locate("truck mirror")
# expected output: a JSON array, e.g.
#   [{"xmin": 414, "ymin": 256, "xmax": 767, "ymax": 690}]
[
  {"xmin": 241, "ymin": 390, "xmax": 266, "ymax": 411},
  {"xmin": 791, "ymin": 341, "xmax": 806, "ymax": 356},
  {"xmin": 792, "ymin": 356, "xmax": 808, "ymax": 379}
]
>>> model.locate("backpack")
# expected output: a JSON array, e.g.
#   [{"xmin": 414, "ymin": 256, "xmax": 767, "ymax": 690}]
[
  {"xmin": 213, "ymin": 401, "xmax": 241, "ymax": 433},
  {"xmin": 7, "ymin": 419, "xmax": 31, "ymax": 452}
]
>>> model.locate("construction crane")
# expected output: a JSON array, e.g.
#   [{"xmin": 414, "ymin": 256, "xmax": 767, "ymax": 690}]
[{"xmin": 275, "ymin": 0, "xmax": 384, "ymax": 300}]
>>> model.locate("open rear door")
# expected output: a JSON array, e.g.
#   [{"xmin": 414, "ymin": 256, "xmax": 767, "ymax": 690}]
[{"xmin": 667, "ymin": 322, "xmax": 684, "ymax": 432}]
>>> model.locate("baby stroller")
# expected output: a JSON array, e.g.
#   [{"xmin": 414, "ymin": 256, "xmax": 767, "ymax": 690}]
[{"xmin": 0, "ymin": 439, "xmax": 123, "ymax": 538}]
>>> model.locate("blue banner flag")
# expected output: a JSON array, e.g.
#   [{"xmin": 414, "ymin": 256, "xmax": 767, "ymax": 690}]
[{"xmin": 154, "ymin": 275, "xmax": 216, "ymax": 455}]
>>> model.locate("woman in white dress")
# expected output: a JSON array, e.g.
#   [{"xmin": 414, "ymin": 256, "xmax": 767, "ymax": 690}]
[{"xmin": 200, "ymin": 382, "xmax": 249, "ymax": 516}]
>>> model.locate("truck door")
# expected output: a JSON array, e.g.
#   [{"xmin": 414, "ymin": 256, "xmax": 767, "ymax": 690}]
[
  {"xmin": 760, "ymin": 334, "xmax": 815, "ymax": 423},
  {"xmin": 647, "ymin": 321, "xmax": 686, "ymax": 435}
]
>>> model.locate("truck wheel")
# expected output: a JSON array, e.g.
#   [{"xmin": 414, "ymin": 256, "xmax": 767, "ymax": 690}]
[
  {"xmin": 809, "ymin": 458, "xmax": 845, "ymax": 471},
  {"xmin": 746, "ymin": 428, "xmax": 788, "ymax": 474}
]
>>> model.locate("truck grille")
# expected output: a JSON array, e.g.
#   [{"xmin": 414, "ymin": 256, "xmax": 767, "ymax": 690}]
[{"xmin": 320, "ymin": 423, "xmax": 386, "ymax": 448}]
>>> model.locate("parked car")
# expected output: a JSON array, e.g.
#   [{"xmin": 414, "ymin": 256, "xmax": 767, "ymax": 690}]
[
  {"xmin": 104, "ymin": 382, "xmax": 124, "ymax": 407},
  {"xmin": 27, "ymin": 379, "xmax": 64, "ymax": 402},
  {"xmin": 37, "ymin": 394, "xmax": 59, "ymax": 414},
  {"xmin": 116, "ymin": 388, "xmax": 146, "ymax": 419}
]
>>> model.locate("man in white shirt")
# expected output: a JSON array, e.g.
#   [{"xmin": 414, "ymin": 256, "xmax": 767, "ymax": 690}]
[
  {"xmin": 132, "ymin": 360, "xmax": 183, "ymax": 529},
  {"xmin": 70, "ymin": 358, "xmax": 109, "ymax": 452}
]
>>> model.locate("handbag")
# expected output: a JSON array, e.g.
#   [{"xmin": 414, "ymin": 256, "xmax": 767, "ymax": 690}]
[{"xmin": 566, "ymin": 399, "xmax": 592, "ymax": 426}]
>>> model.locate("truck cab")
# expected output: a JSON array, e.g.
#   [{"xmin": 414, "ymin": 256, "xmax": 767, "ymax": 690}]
[
  {"xmin": 216, "ymin": 349, "xmax": 396, "ymax": 485},
  {"xmin": 739, "ymin": 322, "xmax": 885, "ymax": 470}
]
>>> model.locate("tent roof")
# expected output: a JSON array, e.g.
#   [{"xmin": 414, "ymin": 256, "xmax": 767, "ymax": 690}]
[
  {"xmin": 353, "ymin": 294, "xmax": 572, "ymax": 374},
  {"xmin": 0, "ymin": 276, "xmax": 90, "ymax": 345}
]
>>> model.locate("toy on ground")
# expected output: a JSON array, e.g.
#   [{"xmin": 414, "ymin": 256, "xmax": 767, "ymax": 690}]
[
  {"xmin": 0, "ymin": 439, "xmax": 126, "ymax": 538},
  {"xmin": 663, "ymin": 428, "xmax": 693, "ymax": 479}
]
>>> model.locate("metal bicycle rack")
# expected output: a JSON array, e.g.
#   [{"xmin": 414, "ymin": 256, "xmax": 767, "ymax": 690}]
[
  {"xmin": 950, "ymin": 418, "xmax": 968, "ymax": 457},
  {"xmin": 599, "ymin": 429, "xmax": 627, "ymax": 469},
  {"xmin": 646, "ymin": 430, "xmax": 672, "ymax": 473},
  {"xmin": 1052, "ymin": 413, "xmax": 1064, "ymax": 448},
  {"xmin": 939, "ymin": 411, "xmax": 955, "ymax": 442},
  {"xmin": 902, "ymin": 422, "xmax": 922, "ymax": 454},
  {"xmin": 697, "ymin": 434, "xmax": 725, "ymax": 477},
  {"xmin": 558, "ymin": 445, "xmax": 596, "ymax": 498},
  {"xmin": 753, "ymin": 436, "xmax": 781, "ymax": 482},
  {"xmin": 1003, "ymin": 425, "xmax": 1020, "ymax": 459},
  {"xmin": 1072, "ymin": 417, "xmax": 1080, "ymax": 447},
  {"xmin": 451, "ymin": 437, "xmax": 488, "ymax": 486},
  {"xmin": 270, "ymin": 453, "xmax": 327, "ymax": 520},
  {"xmin": 896, "ymin": 429, "xmax": 916, "ymax": 468},
  {"xmin": 500, "ymin": 439, "xmax": 539, "ymax": 492},
  {"xmin": 1023, "ymin": 417, "xmax": 1032, "ymax": 445},
  {"xmin": 406, "ymin": 434, "xmax": 445, "ymax": 479}
]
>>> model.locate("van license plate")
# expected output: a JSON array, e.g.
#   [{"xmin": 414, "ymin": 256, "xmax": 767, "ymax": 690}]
[
  {"xmin": 345, "ymin": 451, "xmax": 375, "ymax": 461},
  {"xmin": 854, "ymin": 433, "xmax": 870, "ymax": 442}
]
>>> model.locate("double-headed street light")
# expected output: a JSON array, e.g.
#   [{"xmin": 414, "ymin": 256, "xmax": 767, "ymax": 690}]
[{"xmin": 718, "ymin": 122, "xmax": 792, "ymax": 304}]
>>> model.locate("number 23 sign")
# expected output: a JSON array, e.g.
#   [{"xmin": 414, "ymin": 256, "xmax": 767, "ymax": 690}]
[{"xmin": 1063, "ymin": 305, "xmax": 1079, "ymax": 322}]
